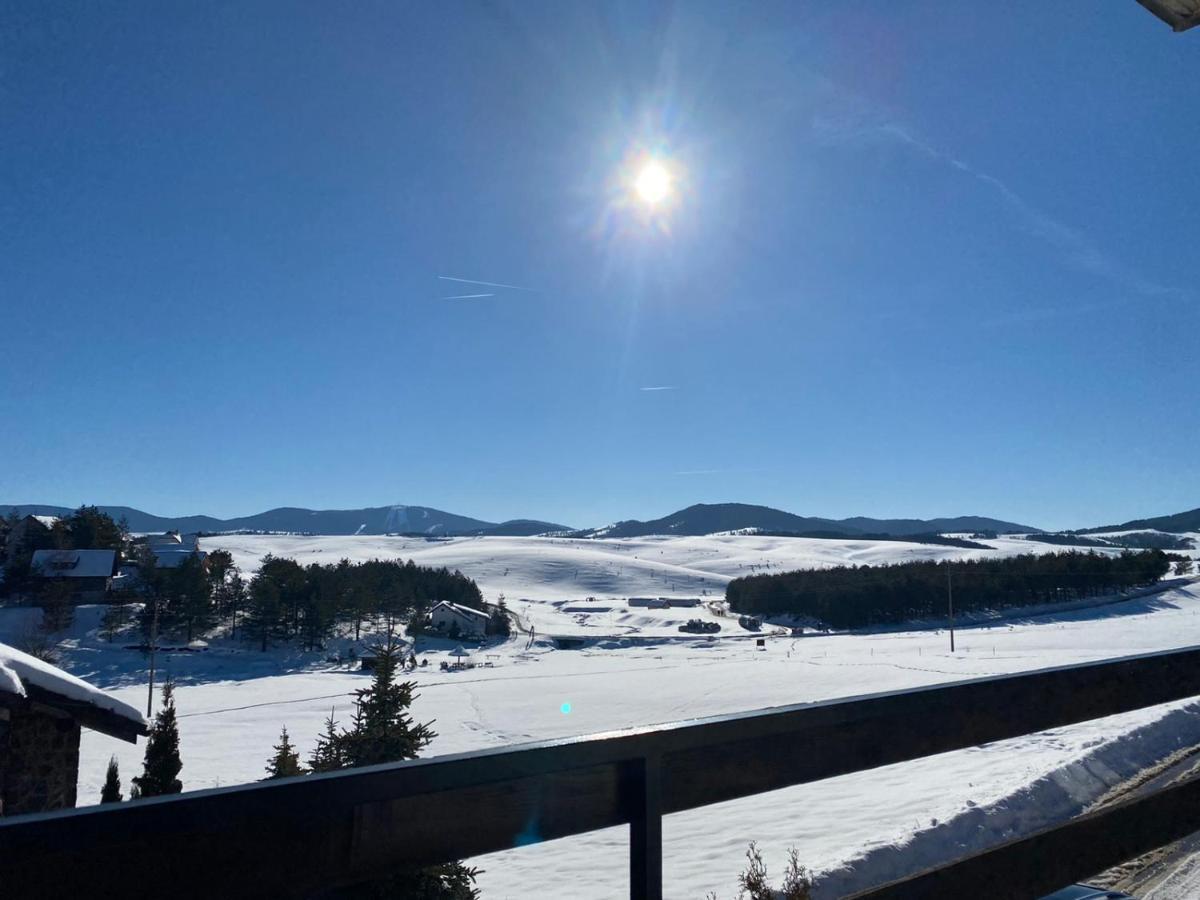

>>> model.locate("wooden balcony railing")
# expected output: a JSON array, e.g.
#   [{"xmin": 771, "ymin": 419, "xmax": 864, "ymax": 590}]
[{"xmin": 4, "ymin": 645, "xmax": 1200, "ymax": 898}]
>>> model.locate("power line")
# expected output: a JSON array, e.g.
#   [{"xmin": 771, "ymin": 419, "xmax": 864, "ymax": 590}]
[{"xmin": 178, "ymin": 691, "xmax": 355, "ymax": 719}]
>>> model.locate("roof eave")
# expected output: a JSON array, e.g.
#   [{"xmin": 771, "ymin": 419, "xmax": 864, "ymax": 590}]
[
  {"xmin": 1138, "ymin": 0, "xmax": 1200, "ymax": 30},
  {"xmin": 18, "ymin": 684, "xmax": 147, "ymax": 743}
]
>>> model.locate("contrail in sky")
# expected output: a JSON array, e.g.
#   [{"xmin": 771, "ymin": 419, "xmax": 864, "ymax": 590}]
[
  {"xmin": 441, "ymin": 293, "xmax": 495, "ymax": 300},
  {"xmin": 815, "ymin": 116, "xmax": 1181, "ymax": 299},
  {"xmin": 438, "ymin": 275, "xmax": 538, "ymax": 292},
  {"xmin": 640, "ymin": 385, "xmax": 678, "ymax": 392}
]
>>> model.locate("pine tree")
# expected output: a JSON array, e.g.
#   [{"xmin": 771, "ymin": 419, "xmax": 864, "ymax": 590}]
[
  {"xmin": 338, "ymin": 633, "xmax": 435, "ymax": 768},
  {"xmin": 246, "ymin": 576, "xmax": 282, "ymax": 652},
  {"xmin": 100, "ymin": 756, "xmax": 122, "ymax": 803},
  {"xmin": 137, "ymin": 546, "xmax": 164, "ymax": 639},
  {"xmin": 308, "ymin": 710, "xmax": 345, "ymax": 773},
  {"xmin": 61, "ymin": 505, "xmax": 125, "ymax": 551},
  {"xmin": 265, "ymin": 727, "xmax": 306, "ymax": 779},
  {"xmin": 132, "ymin": 679, "xmax": 183, "ymax": 797},
  {"xmin": 38, "ymin": 580, "xmax": 75, "ymax": 633},
  {"xmin": 299, "ymin": 635, "xmax": 471, "ymax": 899},
  {"xmin": 172, "ymin": 554, "xmax": 214, "ymax": 643},
  {"xmin": 488, "ymin": 599, "xmax": 511, "ymax": 637}
]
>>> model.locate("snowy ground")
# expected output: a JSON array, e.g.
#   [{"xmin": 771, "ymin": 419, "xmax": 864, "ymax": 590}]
[
  {"xmin": 3, "ymin": 531, "xmax": 1198, "ymax": 898},
  {"xmin": 208, "ymin": 531, "xmax": 1189, "ymax": 638}
]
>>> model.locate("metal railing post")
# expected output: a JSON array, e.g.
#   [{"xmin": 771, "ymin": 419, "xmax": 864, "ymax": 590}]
[{"xmin": 629, "ymin": 754, "xmax": 663, "ymax": 900}]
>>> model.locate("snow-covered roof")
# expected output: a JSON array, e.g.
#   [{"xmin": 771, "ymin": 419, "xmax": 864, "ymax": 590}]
[
  {"xmin": 30, "ymin": 548, "xmax": 117, "ymax": 578},
  {"xmin": 431, "ymin": 601, "xmax": 490, "ymax": 622},
  {"xmin": 32, "ymin": 515, "xmax": 60, "ymax": 529},
  {"xmin": 0, "ymin": 642, "xmax": 147, "ymax": 742}
]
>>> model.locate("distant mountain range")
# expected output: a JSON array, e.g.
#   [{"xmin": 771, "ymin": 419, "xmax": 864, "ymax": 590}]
[
  {"xmin": 0, "ymin": 504, "xmax": 571, "ymax": 538},
  {"xmin": 1, "ymin": 500, "xmax": 1041, "ymax": 538},
  {"xmin": 1076, "ymin": 505, "xmax": 1200, "ymax": 536},
  {"xmin": 573, "ymin": 503, "xmax": 1039, "ymax": 538},
  {"xmin": 7, "ymin": 499, "xmax": 1197, "ymax": 538}
]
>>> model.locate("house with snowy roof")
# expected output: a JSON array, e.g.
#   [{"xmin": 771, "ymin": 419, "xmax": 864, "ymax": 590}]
[
  {"xmin": 0, "ymin": 642, "xmax": 147, "ymax": 816},
  {"xmin": 30, "ymin": 548, "xmax": 119, "ymax": 602},
  {"xmin": 429, "ymin": 601, "xmax": 490, "ymax": 639}
]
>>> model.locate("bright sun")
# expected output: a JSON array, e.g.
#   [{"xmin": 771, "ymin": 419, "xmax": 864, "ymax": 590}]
[{"xmin": 634, "ymin": 161, "xmax": 671, "ymax": 205}]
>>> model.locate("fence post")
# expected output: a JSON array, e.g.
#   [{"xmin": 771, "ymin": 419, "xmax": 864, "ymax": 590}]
[{"xmin": 629, "ymin": 753, "xmax": 663, "ymax": 900}]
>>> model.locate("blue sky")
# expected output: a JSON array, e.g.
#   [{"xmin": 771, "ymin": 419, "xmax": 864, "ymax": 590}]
[{"xmin": 2, "ymin": 2, "xmax": 1197, "ymax": 531}]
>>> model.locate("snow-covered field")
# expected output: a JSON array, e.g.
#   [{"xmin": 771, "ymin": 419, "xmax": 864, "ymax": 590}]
[
  {"xmin": 3, "ymin": 531, "xmax": 1198, "ymax": 898},
  {"xmin": 210, "ymin": 531, "xmax": 1178, "ymax": 638}
]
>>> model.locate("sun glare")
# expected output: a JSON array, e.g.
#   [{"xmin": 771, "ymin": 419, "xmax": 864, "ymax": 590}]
[
  {"xmin": 599, "ymin": 142, "xmax": 687, "ymax": 239},
  {"xmin": 634, "ymin": 161, "xmax": 672, "ymax": 205}
]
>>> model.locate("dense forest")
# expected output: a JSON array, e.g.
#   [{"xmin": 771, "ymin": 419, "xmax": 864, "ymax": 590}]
[
  {"xmin": 135, "ymin": 552, "xmax": 486, "ymax": 649},
  {"xmin": 3, "ymin": 506, "xmax": 488, "ymax": 650},
  {"xmin": 726, "ymin": 550, "xmax": 1176, "ymax": 630},
  {"xmin": 1024, "ymin": 532, "xmax": 1195, "ymax": 551}
]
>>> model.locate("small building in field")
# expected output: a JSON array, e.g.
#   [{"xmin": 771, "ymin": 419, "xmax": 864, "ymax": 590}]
[
  {"xmin": 29, "ymin": 549, "xmax": 119, "ymax": 602},
  {"xmin": 0, "ymin": 642, "xmax": 147, "ymax": 816},
  {"xmin": 660, "ymin": 597, "xmax": 703, "ymax": 608},
  {"xmin": 429, "ymin": 601, "xmax": 490, "ymax": 639}
]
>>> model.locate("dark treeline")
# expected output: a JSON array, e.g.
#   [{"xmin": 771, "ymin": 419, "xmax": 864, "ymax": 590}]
[
  {"xmin": 140, "ymin": 552, "xmax": 484, "ymax": 650},
  {"xmin": 1025, "ymin": 532, "xmax": 1195, "ymax": 551},
  {"xmin": 244, "ymin": 555, "xmax": 483, "ymax": 650},
  {"xmin": 726, "ymin": 551, "xmax": 1175, "ymax": 630},
  {"xmin": 1, "ymin": 505, "xmax": 128, "ymax": 597}
]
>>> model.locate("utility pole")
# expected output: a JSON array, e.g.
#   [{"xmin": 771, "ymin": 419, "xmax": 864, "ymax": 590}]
[
  {"xmin": 947, "ymin": 568, "xmax": 956, "ymax": 653},
  {"xmin": 146, "ymin": 595, "xmax": 159, "ymax": 717}
]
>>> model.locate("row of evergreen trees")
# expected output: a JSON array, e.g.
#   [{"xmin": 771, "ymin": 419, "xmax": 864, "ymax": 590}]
[
  {"xmin": 125, "ymin": 550, "xmax": 485, "ymax": 651},
  {"xmin": 235, "ymin": 555, "xmax": 485, "ymax": 651},
  {"xmin": 726, "ymin": 550, "xmax": 1176, "ymax": 629}
]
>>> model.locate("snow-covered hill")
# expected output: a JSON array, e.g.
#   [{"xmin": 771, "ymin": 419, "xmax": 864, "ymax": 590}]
[
  {"xmin": 3, "ymin": 531, "xmax": 1196, "ymax": 899},
  {"xmin": 205, "ymin": 531, "xmax": 1184, "ymax": 638}
]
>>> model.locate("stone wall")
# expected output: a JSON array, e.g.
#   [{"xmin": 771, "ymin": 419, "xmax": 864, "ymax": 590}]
[{"xmin": 0, "ymin": 704, "xmax": 80, "ymax": 815}]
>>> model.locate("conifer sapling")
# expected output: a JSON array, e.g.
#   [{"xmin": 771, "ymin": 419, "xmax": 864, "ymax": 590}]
[
  {"xmin": 100, "ymin": 755, "xmax": 122, "ymax": 804},
  {"xmin": 132, "ymin": 679, "xmax": 183, "ymax": 797}
]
